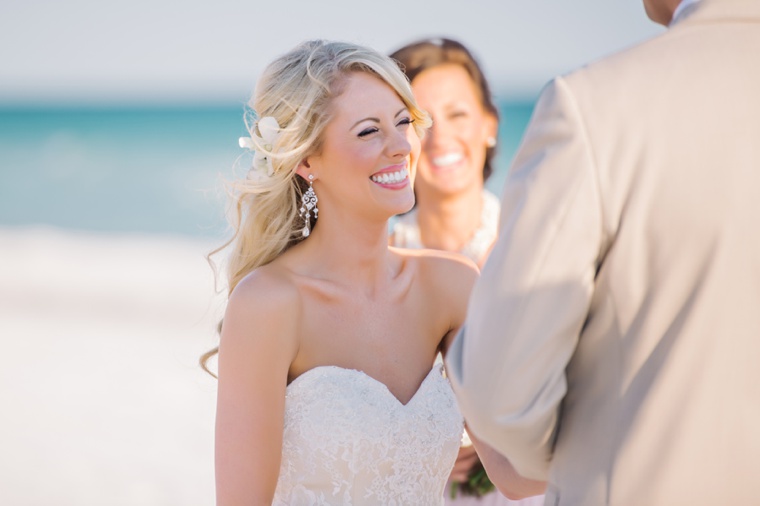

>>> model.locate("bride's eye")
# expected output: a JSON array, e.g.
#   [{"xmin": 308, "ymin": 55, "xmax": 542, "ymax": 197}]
[
  {"xmin": 397, "ymin": 117, "xmax": 415, "ymax": 127},
  {"xmin": 358, "ymin": 127, "xmax": 379, "ymax": 137}
]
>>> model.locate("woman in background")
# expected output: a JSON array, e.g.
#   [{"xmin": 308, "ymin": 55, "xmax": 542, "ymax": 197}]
[
  {"xmin": 390, "ymin": 38, "xmax": 546, "ymax": 506},
  {"xmin": 390, "ymin": 38, "xmax": 499, "ymax": 269}
]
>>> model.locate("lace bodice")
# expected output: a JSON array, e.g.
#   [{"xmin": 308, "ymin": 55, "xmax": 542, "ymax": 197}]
[{"xmin": 272, "ymin": 364, "xmax": 464, "ymax": 505}]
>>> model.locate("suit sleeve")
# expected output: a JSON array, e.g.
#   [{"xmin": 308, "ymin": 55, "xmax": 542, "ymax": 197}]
[{"xmin": 446, "ymin": 76, "xmax": 604, "ymax": 480}]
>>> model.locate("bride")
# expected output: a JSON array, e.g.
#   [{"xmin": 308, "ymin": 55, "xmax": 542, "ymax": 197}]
[{"xmin": 202, "ymin": 40, "xmax": 478, "ymax": 505}]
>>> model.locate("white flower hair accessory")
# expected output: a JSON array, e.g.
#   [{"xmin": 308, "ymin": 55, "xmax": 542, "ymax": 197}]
[{"xmin": 238, "ymin": 116, "xmax": 281, "ymax": 181}]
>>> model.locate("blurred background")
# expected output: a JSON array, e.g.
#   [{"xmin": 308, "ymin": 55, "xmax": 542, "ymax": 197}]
[{"xmin": 0, "ymin": 1, "xmax": 661, "ymax": 504}]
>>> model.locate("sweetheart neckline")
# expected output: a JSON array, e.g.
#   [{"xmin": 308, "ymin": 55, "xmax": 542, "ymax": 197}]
[{"xmin": 286, "ymin": 363, "xmax": 443, "ymax": 407}]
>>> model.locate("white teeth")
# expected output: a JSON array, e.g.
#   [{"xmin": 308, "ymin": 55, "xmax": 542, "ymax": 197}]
[
  {"xmin": 371, "ymin": 168, "xmax": 408, "ymax": 184},
  {"xmin": 432, "ymin": 152, "xmax": 464, "ymax": 167}
]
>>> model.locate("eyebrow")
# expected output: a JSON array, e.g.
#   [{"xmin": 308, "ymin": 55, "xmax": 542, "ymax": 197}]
[{"xmin": 349, "ymin": 107, "xmax": 408, "ymax": 131}]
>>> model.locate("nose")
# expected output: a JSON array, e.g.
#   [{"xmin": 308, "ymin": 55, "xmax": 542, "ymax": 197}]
[
  {"xmin": 423, "ymin": 115, "xmax": 452, "ymax": 150},
  {"xmin": 387, "ymin": 127, "xmax": 412, "ymax": 159}
]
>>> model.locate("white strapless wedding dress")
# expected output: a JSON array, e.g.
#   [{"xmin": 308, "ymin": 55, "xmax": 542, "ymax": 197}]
[{"xmin": 272, "ymin": 364, "xmax": 464, "ymax": 505}]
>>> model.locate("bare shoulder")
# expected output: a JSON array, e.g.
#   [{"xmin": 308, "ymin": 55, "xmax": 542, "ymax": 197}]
[
  {"xmin": 391, "ymin": 247, "xmax": 478, "ymax": 353},
  {"xmin": 392, "ymin": 247, "xmax": 479, "ymax": 311},
  {"xmin": 392, "ymin": 246, "xmax": 479, "ymax": 291},
  {"xmin": 228, "ymin": 262, "xmax": 301, "ymax": 314},
  {"xmin": 221, "ymin": 262, "xmax": 302, "ymax": 362}
]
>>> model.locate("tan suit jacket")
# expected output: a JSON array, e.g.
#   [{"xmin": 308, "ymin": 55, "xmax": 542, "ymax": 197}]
[{"xmin": 447, "ymin": 1, "xmax": 760, "ymax": 504}]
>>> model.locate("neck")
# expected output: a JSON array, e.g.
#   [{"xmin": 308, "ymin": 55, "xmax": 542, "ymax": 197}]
[
  {"xmin": 647, "ymin": 0, "xmax": 685, "ymax": 25},
  {"xmin": 414, "ymin": 185, "xmax": 483, "ymax": 253},
  {"xmin": 300, "ymin": 207, "xmax": 395, "ymax": 289}
]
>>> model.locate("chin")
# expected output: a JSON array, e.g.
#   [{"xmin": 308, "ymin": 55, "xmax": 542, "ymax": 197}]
[
  {"xmin": 398, "ymin": 197, "xmax": 417, "ymax": 215},
  {"xmin": 389, "ymin": 192, "xmax": 416, "ymax": 216},
  {"xmin": 429, "ymin": 180, "xmax": 475, "ymax": 199},
  {"xmin": 421, "ymin": 171, "xmax": 479, "ymax": 197}
]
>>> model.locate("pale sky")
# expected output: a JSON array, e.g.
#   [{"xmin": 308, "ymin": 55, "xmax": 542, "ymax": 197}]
[{"xmin": 0, "ymin": 0, "xmax": 663, "ymax": 105}]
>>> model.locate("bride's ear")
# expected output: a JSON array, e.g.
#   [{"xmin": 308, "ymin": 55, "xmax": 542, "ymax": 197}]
[{"xmin": 295, "ymin": 158, "xmax": 312, "ymax": 180}]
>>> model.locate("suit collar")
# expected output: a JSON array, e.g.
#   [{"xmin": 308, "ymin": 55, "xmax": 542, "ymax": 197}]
[
  {"xmin": 671, "ymin": 0, "xmax": 701, "ymax": 26},
  {"xmin": 673, "ymin": 0, "xmax": 760, "ymax": 26}
]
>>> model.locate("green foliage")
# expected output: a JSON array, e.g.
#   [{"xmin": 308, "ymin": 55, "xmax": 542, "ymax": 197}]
[{"xmin": 450, "ymin": 460, "xmax": 496, "ymax": 498}]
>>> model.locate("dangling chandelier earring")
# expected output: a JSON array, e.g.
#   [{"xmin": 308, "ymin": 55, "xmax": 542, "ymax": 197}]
[{"xmin": 299, "ymin": 174, "xmax": 318, "ymax": 237}]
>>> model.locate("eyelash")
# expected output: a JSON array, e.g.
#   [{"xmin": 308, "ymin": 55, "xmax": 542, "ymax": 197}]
[{"xmin": 358, "ymin": 118, "xmax": 414, "ymax": 137}]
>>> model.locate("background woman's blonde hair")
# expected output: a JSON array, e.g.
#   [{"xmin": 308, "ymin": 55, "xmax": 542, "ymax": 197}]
[{"xmin": 201, "ymin": 40, "xmax": 430, "ymax": 375}]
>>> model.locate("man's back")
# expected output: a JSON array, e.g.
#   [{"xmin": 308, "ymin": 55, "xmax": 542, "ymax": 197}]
[
  {"xmin": 447, "ymin": 1, "xmax": 760, "ymax": 504},
  {"xmin": 549, "ymin": 1, "xmax": 760, "ymax": 503}
]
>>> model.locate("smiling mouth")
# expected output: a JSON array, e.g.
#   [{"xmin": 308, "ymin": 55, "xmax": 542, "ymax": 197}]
[
  {"xmin": 370, "ymin": 168, "xmax": 409, "ymax": 184},
  {"xmin": 432, "ymin": 153, "xmax": 464, "ymax": 167}
]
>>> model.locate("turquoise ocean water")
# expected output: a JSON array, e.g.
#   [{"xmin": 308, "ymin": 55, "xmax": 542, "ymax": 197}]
[{"xmin": 0, "ymin": 101, "xmax": 535, "ymax": 238}]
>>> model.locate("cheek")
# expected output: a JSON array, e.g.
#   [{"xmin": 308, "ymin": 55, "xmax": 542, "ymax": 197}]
[
  {"xmin": 331, "ymin": 142, "xmax": 374, "ymax": 172},
  {"xmin": 406, "ymin": 131, "xmax": 421, "ymax": 184},
  {"xmin": 407, "ymin": 130, "xmax": 422, "ymax": 159},
  {"xmin": 407, "ymin": 131, "xmax": 423, "ymax": 177},
  {"xmin": 461, "ymin": 116, "xmax": 487, "ymax": 145},
  {"xmin": 416, "ymin": 133, "xmax": 435, "ymax": 170}
]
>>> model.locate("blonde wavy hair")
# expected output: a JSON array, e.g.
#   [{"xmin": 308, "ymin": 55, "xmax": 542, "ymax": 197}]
[{"xmin": 201, "ymin": 40, "xmax": 431, "ymax": 375}]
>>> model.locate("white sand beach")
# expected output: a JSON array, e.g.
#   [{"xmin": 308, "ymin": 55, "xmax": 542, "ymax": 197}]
[{"xmin": 0, "ymin": 226, "xmax": 224, "ymax": 505}]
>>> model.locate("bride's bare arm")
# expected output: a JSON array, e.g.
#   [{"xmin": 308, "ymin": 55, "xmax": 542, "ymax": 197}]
[
  {"xmin": 468, "ymin": 428, "xmax": 547, "ymax": 500},
  {"xmin": 214, "ymin": 269, "xmax": 300, "ymax": 506}
]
